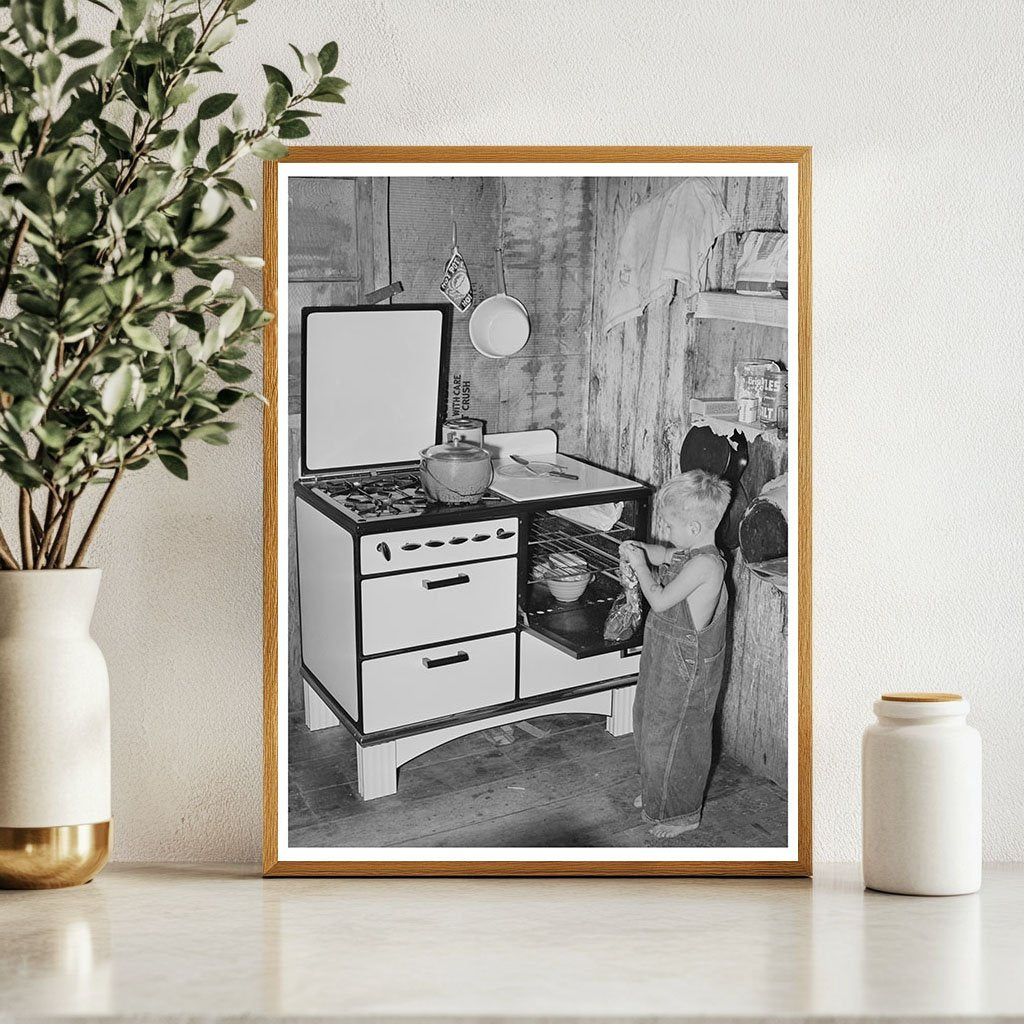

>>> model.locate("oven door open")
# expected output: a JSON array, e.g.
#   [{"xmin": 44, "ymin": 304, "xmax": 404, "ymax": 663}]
[{"xmin": 519, "ymin": 503, "xmax": 647, "ymax": 661}]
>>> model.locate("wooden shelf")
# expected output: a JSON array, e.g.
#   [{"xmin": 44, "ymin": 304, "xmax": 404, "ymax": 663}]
[
  {"xmin": 695, "ymin": 291, "xmax": 788, "ymax": 328},
  {"xmin": 690, "ymin": 412, "xmax": 785, "ymax": 444}
]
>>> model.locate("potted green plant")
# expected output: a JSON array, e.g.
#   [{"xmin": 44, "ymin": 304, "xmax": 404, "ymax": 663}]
[{"xmin": 0, "ymin": 0, "xmax": 345, "ymax": 888}]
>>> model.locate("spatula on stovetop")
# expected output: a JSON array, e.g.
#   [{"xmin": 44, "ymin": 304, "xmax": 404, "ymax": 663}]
[{"xmin": 510, "ymin": 454, "xmax": 579, "ymax": 480}]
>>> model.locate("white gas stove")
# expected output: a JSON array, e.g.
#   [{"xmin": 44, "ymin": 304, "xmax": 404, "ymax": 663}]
[{"xmin": 293, "ymin": 304, "xmax": 651, "ymax": 803}]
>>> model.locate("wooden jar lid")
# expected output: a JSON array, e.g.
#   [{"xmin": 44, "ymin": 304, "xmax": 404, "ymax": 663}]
[{"xmin": 881, "ymin": 692, "xmax": 962, "ymax": 702}]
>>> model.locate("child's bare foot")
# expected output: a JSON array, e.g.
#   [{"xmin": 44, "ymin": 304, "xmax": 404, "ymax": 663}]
[
  {"xmin": 633, "ymin": 795, "xmax": 643, "ymax": 809},
  {"xmin": 650, "ymin": 819, "xmax": 700, "ymax": 838}
]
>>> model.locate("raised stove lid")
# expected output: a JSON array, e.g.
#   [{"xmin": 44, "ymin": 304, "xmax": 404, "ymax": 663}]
[{"xmin": 301, "ymin": 305, "xmax": 450, "ymax": 474}]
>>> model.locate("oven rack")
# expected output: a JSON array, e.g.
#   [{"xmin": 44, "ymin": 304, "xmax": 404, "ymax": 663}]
[{"xmin": 527, "ymin": 513, "xmax": 634, "ymax": 583}]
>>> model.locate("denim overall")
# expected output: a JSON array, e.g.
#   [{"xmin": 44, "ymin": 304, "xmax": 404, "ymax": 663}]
[{"xmin": 633, "ymin": 545, "xmax": 729, "ymax": 828}]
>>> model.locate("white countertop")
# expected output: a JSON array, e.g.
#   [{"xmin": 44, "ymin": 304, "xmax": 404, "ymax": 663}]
[
  {"xmin": 489, "ymin": 452, "xmax": 643, "ymax": 502},
  {"xmin": 3, "ymin": 862, "xmax": 1021, "ymax": 1021}
]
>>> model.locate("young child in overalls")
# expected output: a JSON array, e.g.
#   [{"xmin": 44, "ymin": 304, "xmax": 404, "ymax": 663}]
[{"xmin": 620, "ymin": 470, "xmax": 731, "ymax": 838}]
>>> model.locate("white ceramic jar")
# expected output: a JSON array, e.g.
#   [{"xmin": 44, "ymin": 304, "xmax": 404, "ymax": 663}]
[{"xmin": 862, "ymin": 693, "xmax": 981, "ymax": 895}]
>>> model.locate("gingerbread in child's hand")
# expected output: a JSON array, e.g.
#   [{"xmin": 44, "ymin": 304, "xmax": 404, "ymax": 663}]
[{"xmin": 619, "ymin": 541, "xmax": 646, "ymax": 571}]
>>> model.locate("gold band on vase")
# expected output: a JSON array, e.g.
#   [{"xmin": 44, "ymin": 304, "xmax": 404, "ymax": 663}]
[{"xmin": 0, "ymin": 821, "xmax": 110, "ymax": 889}]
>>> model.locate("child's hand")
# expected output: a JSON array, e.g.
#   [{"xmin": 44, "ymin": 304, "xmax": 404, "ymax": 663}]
[{"xmin": 619, "ymin": 541, "xmax": 646, "ymax": 570}]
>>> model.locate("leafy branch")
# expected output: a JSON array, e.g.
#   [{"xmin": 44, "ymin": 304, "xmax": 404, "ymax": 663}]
[{"xmin": 0, "ymin": 0, "xmax": 347, "ymax": 568}]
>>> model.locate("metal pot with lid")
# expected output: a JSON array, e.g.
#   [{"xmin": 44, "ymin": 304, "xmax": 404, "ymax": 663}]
[{"xmin": 419, "ymin": 438, "xmax": 494, "ymax": 505}]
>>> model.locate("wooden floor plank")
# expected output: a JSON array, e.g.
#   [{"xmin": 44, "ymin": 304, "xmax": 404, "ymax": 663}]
[
  {"xmin": 288, "ymin": 712, "xmax": 609, "ymax": 791},
  {"xmin": 289, "ymin": 744, "xmax": 639, "ymax": 849},
  {"xmin": 287, "ymin": 710, "xmax": 788, "ymax": 850},
  {"xmin": 393, "ymin": 781, "xmax": 637, "ymax": 848},
  {"xmin": 607, "ymin": 781, "xmax": 788, "ymax": 848}
]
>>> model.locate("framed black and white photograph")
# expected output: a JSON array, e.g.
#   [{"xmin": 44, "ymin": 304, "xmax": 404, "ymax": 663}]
[{"xmin": 262, "ymin": 147, "xmax": 811, "ymax": 876}]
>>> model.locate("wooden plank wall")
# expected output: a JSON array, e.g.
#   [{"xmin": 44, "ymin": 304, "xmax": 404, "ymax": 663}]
[
  {"xmin": 286, "ymin": 176, "xmax": 390, "ymax": 414},
  {"xmin": 287, "ymin": 176, "xmax": 357, "ymax": 415},
  {"xmin": 388, "ymin": 176, "xmax": 596, "ymax": 453},
  {"xmin": 285, "ymin": 175, "xmax": 597, "ymax": 714},
  {"xmin": 589, "ymin": 176, "xmax": 790, "ymax": 787},
  {"xmin": 285, "ymin": 177, "xmax": 391, "ymax": 713},
  {"xmin": 590, "ymin": 176, "xmax": 787, "ymax": 487},
  {"xmin": 722, "ymin": 432, "xmax": 789, "ymax": 787},
  {"xmin": 286, "ymin": 415, "xmax": 301, "ymax": 714}
]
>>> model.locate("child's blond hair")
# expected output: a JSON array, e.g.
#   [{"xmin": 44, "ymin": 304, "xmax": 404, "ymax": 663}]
[{"xmin": 656, "ymin": 470, "xmax": 732, "ymax": 529}]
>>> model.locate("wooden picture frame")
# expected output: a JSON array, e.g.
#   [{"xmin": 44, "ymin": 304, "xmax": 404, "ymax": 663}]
[{"xmin": 263, "ymin": 147, "xmax": 812, "ymax": 876}]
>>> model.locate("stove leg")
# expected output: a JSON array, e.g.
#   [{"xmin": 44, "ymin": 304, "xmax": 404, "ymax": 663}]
[
  {"xmin": 357, "ymin": 741, "xmax": 398, "ymax": 800},
  {"xmin": 606, "ymin": 684, "xmax": 635, "ymax": 737},
  {"xmin": 303, "ymin": 681, "xmax": 339, "ymax": 731}
]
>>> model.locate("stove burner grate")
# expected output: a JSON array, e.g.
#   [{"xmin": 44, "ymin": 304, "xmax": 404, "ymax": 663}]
[{"xmin": 315, "ymin": 467, "xmax": 498, "ymax": 521}]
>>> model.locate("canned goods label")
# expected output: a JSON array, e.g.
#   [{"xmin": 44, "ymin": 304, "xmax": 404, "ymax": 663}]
[
  {"xmin": 737, "ymin": 397, "xmax": 759, "ymax": 424},
  {"xmin": 735, "ymin": 360, "xmax": 779, "ymax": 401},
  {"xmin": 763, "ymin": 369, "xmax": 788, "ymax": 401}
]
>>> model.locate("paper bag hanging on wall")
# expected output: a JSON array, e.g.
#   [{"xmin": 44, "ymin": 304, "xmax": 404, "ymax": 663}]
[{"xmin": 439, "ymin": 220, "xmax": 472, "ymax": 312}]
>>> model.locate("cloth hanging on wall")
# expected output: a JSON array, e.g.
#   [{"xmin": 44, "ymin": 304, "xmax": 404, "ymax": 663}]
[{"xmin": 604, "ymin": 178, "xmax": 732, "ymax": 332}]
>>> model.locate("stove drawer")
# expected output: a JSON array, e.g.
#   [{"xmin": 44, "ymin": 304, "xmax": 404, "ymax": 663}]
[
  {"xmin": 359, "ymin": 517, "xmax": 519, "ymax": 575},
  {"xmin": 519, "ymin": 631, "xmax": 640, "ymax": 699},
  {"xmin": 360, "ymin": 557, "xmax": 517, "ymax": 656},
  {"xmin": 361, "ymin": 633, "xmax": 516, "ymax": 732}
]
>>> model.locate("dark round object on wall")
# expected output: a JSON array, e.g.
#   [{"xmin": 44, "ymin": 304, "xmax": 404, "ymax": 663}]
[
  {"xmin": 679, "ymin": 425, "xmax": 748, "ymax": 482},
  {"xmin": 738, "ymin": 498, "xmax": 788, "ymax": 564}
]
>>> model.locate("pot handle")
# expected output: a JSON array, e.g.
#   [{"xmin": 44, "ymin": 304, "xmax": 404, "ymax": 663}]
[
  {"xmin": 421, "ymin": 458, "xmax": 495, "ymax": 498},
  {"xmin": 494, "ymin": 247, "xmax": 506, "ymax": 296}
]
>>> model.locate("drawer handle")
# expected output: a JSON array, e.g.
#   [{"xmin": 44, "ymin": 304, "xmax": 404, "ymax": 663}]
[
  {"xmin": 422, "ymin": 650, "xmax": 469, "ymax": 670},
  {"xmin": 496, "ymin": 528, "xmax": 516, "ymax": 540},
  {"xmin": 422, "ymin": 573, "xmax": 470, "ymax": 590}
]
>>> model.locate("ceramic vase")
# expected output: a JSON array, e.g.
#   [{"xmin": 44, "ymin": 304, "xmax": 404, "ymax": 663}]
[{"xmin": 0, "ymin": 569, "xmax": 110, "ymax": 888}]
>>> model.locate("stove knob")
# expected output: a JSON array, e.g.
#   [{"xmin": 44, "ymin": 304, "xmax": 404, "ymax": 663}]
[
  {"xmin": 496, "ymin": 528, "xmax": 516, "ymax": 540},
  {"xmin": 376, "ymin": 541, "xmax": 391, "ymax": 562}
]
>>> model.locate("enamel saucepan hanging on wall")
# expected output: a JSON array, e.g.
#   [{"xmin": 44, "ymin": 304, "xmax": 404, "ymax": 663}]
[{"xmin": 469, "ymin": 247, "xmax": 530, "ymax": 358}]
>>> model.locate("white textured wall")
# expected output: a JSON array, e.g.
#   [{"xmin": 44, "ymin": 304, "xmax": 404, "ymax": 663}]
[{"xmin": 77, "ymin": 0, "xmax": 1024, "ymax": 862}]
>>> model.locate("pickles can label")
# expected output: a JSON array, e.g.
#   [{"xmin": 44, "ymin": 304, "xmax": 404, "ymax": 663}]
[{"xmin": 763, "ymin": 369, "xmax": 788, "ymax": 401}]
